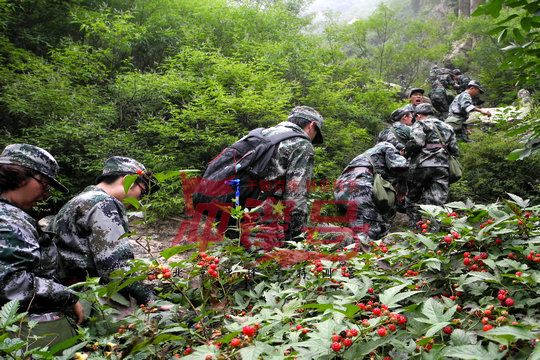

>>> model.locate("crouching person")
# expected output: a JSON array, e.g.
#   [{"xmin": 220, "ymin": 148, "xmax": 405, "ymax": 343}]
[
  {"xmin": 0, "ymin": 144, "xmax": 84, "ymax": 349},
  {"xmin": 334, "ymin": 142, "xmax": 408, "ymax": 241},
  {"xmin": 50, "ymin": 156, "xmax": 157, "ymax": 323}
]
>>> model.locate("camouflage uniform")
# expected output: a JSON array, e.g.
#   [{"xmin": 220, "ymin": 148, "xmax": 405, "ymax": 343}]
[
  {"xmin": 405, "ymin": 108, "xmax": 459, "ymax": 225},
  {"xmin": 377, "ymin": 122, "xmax": 411, "ymax": 212},
  {"xmin": 429, "ymin": 80, "xmax": 450, "ymax": 119},
  {"xmin": 334, "ymin": 142, "xmax": 408, "ymax": 240},
  {"xmin": 51, "ymin": 157, "xmax": 154, "ymax": 304},
  {"xmin": 0, "ymin": 144, "xmax": 75, "ymax": 313},
  {"xmin": 242, "ymin": 120, "xmax": 315, "ymax": 249},
  {"xmin": 447, "ymin": 90, "xmax": 475, "ymax": 140}
]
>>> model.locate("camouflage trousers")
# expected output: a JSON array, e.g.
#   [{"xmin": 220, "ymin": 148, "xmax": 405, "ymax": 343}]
[
  {"xmin": 445, "ymin": 116, "xmax": 469, "ymax": 141},
  {"xmin": 406, "ymin": 166, "xmax": 450, "ymax": 225},
  {"xmin": 334, "ymin": 175, "xmax": 390, "ymax": 240}
]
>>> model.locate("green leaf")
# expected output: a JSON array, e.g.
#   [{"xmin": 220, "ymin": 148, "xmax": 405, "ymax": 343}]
[
  {"xmin": 416, "ymin": 234, "xmax": 438, "ymax": 251},
  {"xmin": 240, "ymin": 341, "xmax": 274, "ymax": 360},
  {"xmin": 122, "ymin": 196, "xmax": 141, "ymax": 209},
  {"xmin": 441, "ymin": 344, "xmax": 492, "ymax": 359},
  {"xmin": 421, "ymin": 298, "xmax": 446, "ymax": 323},
  {"xmin": 451, "ymin": 329, "xmax": 477, "ymax": 346},
  {"xmin": 123, "ymin": 174, "xmax": 138, "ymax": 194},
  {"xmin": 481, "ymin": 326, "xmax": 536, "ymax": 345},
  {"xmin": 0, "ymin": 300, "xmax": 21, "ymax": 328},
  {"xmin": 520, "ymin": 17, "xmax": 532, "ymax": 32},
  {"xmin": 344, "ymin": 337, "xmax": 391, "ymax": 359},
  {"xmin": 160, "ymin": 244, "xmax": 197, "ymax": 260},
  {"xmin": 425, "ymin": 322, "xmax": 451, "ymax": 337},
  {"xmin": 530, "ymin": 344, "xmax": 540, "ymax": 360}
]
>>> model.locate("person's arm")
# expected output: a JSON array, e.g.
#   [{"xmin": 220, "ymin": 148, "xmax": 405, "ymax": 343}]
[
  {"xmin": 462, "ymin": 93, "xmax": 491, "ymax": 116},
  {"xmin": 405, "ymin": 122, "xmax": 425, "ymax": 157},
  {"xmin": 0, "ymin": 225, "xmax": 79, "ymax": 312},
  {"xmin": 282, "ymin": 140, "xmax": 314, "ymax": 241},
  {"xmin": 86, "ymin": 200, "xmax": 154, "ymax": 304},
  {"xmin": 384, "ymin": 145, "xmax": 409, "ymax": 174}
]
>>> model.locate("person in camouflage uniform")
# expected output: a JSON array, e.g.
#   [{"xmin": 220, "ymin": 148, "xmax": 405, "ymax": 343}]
[
  {"xmin": 405, "ymin": 104, "xmax": 459, "ymax": 227},
  {"xmin": 451, "ymin": 69, "xmax": 471, "ymax": 93},
  {"xmin": 402, "ymin": 88, "xmax": 425, "ymax": 112},
  {"xmin": 377, "ymin": 109, "xmax": 413, "ymax": 212},
  {"xmin": 240, "ymin": 106, "xmax": 322, "ymax": 251},
  {"xmin": 51, "ymin": 156, "xmax": 156, "ymax": 305},
  {"xmin": 0, "ymin": 144, "xmax": 84, "ymax": 345},
  {"xmin": 429, "ymin": 79, "xmax": 451, "ymax": 119},
  {"xmin": 334, "ymin": 142, "xmax": 408, "ymax": 240},
  {"xmin": 446, "ymin": 80, "xmax": 492, "ymax": 141}
]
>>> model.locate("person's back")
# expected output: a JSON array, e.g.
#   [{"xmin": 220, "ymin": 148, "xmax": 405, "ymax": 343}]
[{"xmin": 51, "ymin": 156, "xmax": 155, "ymax": 305}]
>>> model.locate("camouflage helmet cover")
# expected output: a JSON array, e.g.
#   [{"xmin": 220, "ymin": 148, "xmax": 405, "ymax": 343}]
[
  {"xmin": 0, "ymin": 143, "xmax": 68, "ymax": 193},
  {"xmin": 467, "ymin": 80, "xmax": 485, "ymax": 93},
  {"xmin": 408, "ymin": 88, "xmax": 425, "ymax": 97},
  {"xmin": 389, "ymin": 108, "xmax": 412, "ymax": 123},
  {"xmin": 288, "ymin": 105, "xmax": 324, "ymax": 144},
  {"xmin": 452, "ymin": 68, "xmax": 462, "ymax": 75},
  {"xmin": 96, "ymin": 156, "xmax": 158, "ymax": 194},
  {"xmin": 414, "ymin": 103, "xmax": 435, "ymax": 115}
]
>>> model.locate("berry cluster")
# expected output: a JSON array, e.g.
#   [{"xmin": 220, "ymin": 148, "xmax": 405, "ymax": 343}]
[
  {"xmin": 479, "ymin": 218, "xmax": 495, "ymax": 229},
  {"xmin": 496, "ymin": 289, "xmax": 514, "ymax": 307},
  {"xmin": 292, "ymin": 324, "xmax": 310, "ymax": 335},
  {"xmin": 441, "ymin": 231, "xmax": 461, "ymax": 245},
  {"xmin": 197, "ymin": 252, "xmax": 220, "ymax": 278},
  {"xmin": 147, "ymin": 264, "xmax": 172, "ymax": 281},
  {"xmin": 330, "ymin": 328, "xmax": 359, "ymax": 352},
  {"xmin": 462, "ymin": 251, "xmax": 488, "ymax": 271},
  {"xmin": 526, "ymin": 250, "xmax": 540, "ymax": 263},
  {"xmin": 447, "ymin": 211, "xmax": 458, "ymax": 218},
  {"xmin": 416, "ymin": 219, "xmax": 431, "ymax": 233},
  {"xmin": 404, "ymin": 269, "xmax": 419, "ymax": 277}
]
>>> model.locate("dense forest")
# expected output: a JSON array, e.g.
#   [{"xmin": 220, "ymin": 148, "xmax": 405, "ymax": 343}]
[
  {"xmin": 1, "ymin": 0, "xmax": 538, "ymax": 217},
  {"xmin": 1, "ymin": 1, "xmax": 540, "ymax": 359}
]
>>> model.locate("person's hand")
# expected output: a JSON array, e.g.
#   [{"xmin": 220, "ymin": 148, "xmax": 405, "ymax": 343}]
[
  {"xmin": 72, "ymin": 301, "xmax": 85, "ymax": 324},
  {"xmin": 481, "ymin": 109, "xmax": 492, "ymax": 117}
]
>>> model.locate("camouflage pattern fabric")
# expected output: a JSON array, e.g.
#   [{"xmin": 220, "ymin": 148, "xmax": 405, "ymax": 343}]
[
  {"xmin": 334, "ymin": 142, "xmax": 408, "ymax": 240},
  {"xmin": 377, "ymin": 122, "xmax": 411, "ymax": 151},
  {"xmin": 429, "ymin": 81, "xmax": 450, "ymax": 119},
  {"xmin": 51, "ymin": 186, "xmax": 153, "ymax": 304},
  {"xmin": 0, "ymin": 199, "xmax": 78, "ymax": 312},
  {"xmin": 99, "ymin": 156, "xmax": 146, "ymax": 177},
  {"xmin": 401, "ymin": 103, "xmax": 416, "ymax": 112},
  {"xmin": 448, "ymin": 91, "xmax": 476, "ymax": 139},
  {"xmin": 241, "ymin": 121, "xmax": 314, "ymax": 249},
  {"xmin": 405, "ymin": 116, "xmax": 458, "ymax": 224},
  {"xmin": 0, "ymin": 144, "xmax": 68, "ymax": 192},
  {"xmin": 405, "ymin": 116, "xmax": 459, "ymax": 169}
]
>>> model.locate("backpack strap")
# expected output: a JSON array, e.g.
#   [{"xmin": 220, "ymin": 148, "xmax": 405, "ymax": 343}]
[
  {"xmin": 366, "ymin": 155, "xmax": 379, "ymax": 175},
  {"xmin": 431, "ymin": 125, "xmax": 450, "ymax": 155}
]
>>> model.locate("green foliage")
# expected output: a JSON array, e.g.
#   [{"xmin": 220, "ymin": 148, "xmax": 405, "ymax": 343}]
[
  {"xmin": 4, "ymin": 195, "xmax": 539, "ymax": 358},
  {"xmin": 450, "ymin": 130, "xmax": 540, "ymax": 204}
]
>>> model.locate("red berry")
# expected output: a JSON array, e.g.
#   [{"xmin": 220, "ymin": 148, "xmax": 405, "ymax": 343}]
[
  {"xmin": 331, "ymin": 342, "xmax": 342, "ymax": 352},
  {"xmin": 377, "ymin": 327, "xmax": 387, "ymax": 337},
  {"xmin": 463, "ymin": 258, "xmax": 471, "ymax": 266},
  {"xmin": 162, "ymin": 271, "xmax": 172, "ymax": 279},
  {"xmin": 350, "ymin": 329, "xmax": 358, "ymax": 337},
  {"xmin": 483, "ymin": 324, "xmax": 493, "ymax": 331},
  {"xmin": 368, "ymin": 287, "xmax": 374, "ymax": 294},
  {"xmin": 230, "ymin": 338, "xmax": 241, "ymax": 347},
  {"xmin": 443, "ymin": 326, "xmax": 453, "ymax": 334},
  {"xmin": 147, "ymin": 274, "xmax": 156, "ymax": 281},
  {"xmin": 480, "ymin": 252, "xmax": 488, "ymax": 259},
  {"xmin": 242, "ymin": 326, "xmax": 256, "ymax": 337},
  {"xmin": 451, "ymin": 231, "xmax": 460, "ymax": 239},
  {"xmin": 183, "ymin": 347, "xmax": 193, "ymax": 355},
  {"xmin": 504, "ymin": 297, "xmax": 514, "ymax": 307},
  {"xmin": 388, "ymin": 324, "xmax": 396, "ymax": 331},
  {"xmin": 481, "ymin": 317, "xmax": 489, "ymax": 325},
  {"xmin": 209, "ymin": 264, "xmax": 217, "ymax": 270},
  {"xmin": 515, "ymin": 271, "xmax": 522, "ymax": 277},
  {"xmin": 296, "ymin": 324, "xmax": 303, "ymax": 330},
  {"xmin": 484, "ymin": 309, "xmax": 492, "ymax": 316},
  {"xmin": 331, "ymin": 334, "xmax": 341, "ymax": 342},
  {"xmin": 421, "ymin": 223, "xmax": 428, "ymax": 229},
  {"xmin": 343, "ymin": 338, "xmax": 353, "ymax": 347},
  {"xmin": 497, "ymin": 293, "xmax": 506, "ymax": 301},
  {"xmin": 372, "ymin": 307, "xmax": 382, "ymax": 316}
]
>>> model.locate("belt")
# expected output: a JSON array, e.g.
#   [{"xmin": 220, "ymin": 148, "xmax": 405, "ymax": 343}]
[{"xmin": 425, "ymin": 143, "xmax": 445, "ymax": 149}]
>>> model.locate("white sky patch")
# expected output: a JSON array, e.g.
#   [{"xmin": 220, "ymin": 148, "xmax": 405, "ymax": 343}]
[{"xmin": 305, "ymin": 0, "xmax": 385, "ymax": 23}]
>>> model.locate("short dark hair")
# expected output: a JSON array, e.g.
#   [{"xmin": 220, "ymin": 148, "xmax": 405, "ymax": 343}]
[
  {"xmin": 96, "ymin": 173, "xmax": 154, "ymax": 196},
  {"xmin": 0, "ymin": 164, "xmax": 36, "ymax": 193},
  {"xmin": 288, "ymin": 117, "xmax": 312, "ymax": 129},
  {"xmin": 96, "ymin": 173, "xmax": 124, "ymax": 185}
]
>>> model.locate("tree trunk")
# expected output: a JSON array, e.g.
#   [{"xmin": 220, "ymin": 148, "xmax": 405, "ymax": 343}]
[
  {"xmin": 470, "ymin": 0, "xmax": 484, "ymax": 13},
  {"xmin": 459, "ymin": 0, "xmax": 471, "ymax": 17}
]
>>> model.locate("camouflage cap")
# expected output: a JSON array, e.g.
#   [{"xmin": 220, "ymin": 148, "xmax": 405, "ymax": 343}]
[
  {"xmin": 0, "ymin": 143, "xmax": 68, "ymax": 193},
  {"xmin": 393, "ymin": 123, "xmax": 411, "ymax": 143},
  {"xmin": 99, "ymin": 156, "xmax": 146, "ymax": 177},
  {"xmin": 389, "ymin": 108, "xmax": 412, "ymax": 123},
  {"xmin": 288, "ymin": 106, "xmax": 324, "ymax": 144},
  {"xmin": 408, "ymin": 88, "xmax": 424, "ymax": 97},
  {"xmin": 452, "ymin": 68, "xmax": 462, "ymax": 75},
  {"xmin": 467, "ymin": 80, "xmax": 485, "ymax": 93},
  {"xmin": 414, "ymin": 103, "xmax": 435, "ymax": 115}
]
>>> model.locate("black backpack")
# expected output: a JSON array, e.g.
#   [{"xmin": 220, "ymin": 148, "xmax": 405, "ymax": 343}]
[{"xmin": 192, "ymin": 127, "xmax": 309, "ymax": 210}]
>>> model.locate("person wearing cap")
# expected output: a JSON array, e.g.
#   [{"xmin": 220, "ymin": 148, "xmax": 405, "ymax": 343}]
[
  {"xmin": 50, "ymin": 156, "xmax": 156, "ymax": 308},
  {"xmin": 377, "ymin": 109, "xmax": 413, "ymax": 212},
  {"xmin": 446, "ymin": 80, "xmax": 492, "ymax": 141},
  {"xmin": 334, "ymin": 142, "xmax": 409, "ymax": 241},
  {"xmin": 405, "ymin": 104, "xmax": 459, "ymax": 228},
  {"xmin": 0, "ymin": 144, "xmax": 84, "ymax": 347},
  {"xmin": 240, "ymin": 105, "xmax": 323, "ymax": 250},
  {"xmin": 402, "ymin": 88, "xmax": 426, "ymax": 112}
]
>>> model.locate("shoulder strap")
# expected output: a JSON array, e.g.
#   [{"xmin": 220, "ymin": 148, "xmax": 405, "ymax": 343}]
[
  {"xmin": 389, "ymin": 126, "xmax": 404, "ymax": 144},
  {"xmin": 266, "ymin": 129, "xmax": 310, "ymax": 144},
  {"xmin": 431, "ymin": 124, "xmax": 450, "ymax": 154},
  {"xmin": 366, "ymin": 155, "xmax": 379, "ymax": 174}
]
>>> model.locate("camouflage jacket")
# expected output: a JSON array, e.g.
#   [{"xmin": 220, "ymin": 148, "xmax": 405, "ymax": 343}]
[
  {"xmin": 401, "ymin": 103, "xmax": 416, "ymax": 112},
  {"xmin": 51, "ymin": 186, "xmax": 153, "ymax": 304},
  {"xmin": 337, "ymin": 142, "xmax": 409, "ymax": 184},
  {"xmin": 449, "ymin": 91, "xmax": 475, "ymax": 120},
  {"xmin": 258, "ymin": 121, "xmax": 314, "ymax": 240},
  {"xmin": 377, "ymin": 122, "xmax": 410, "ymax": 151},
  {"xmin": 0, "ymin": 199, "xmax": 77, "ymax": 312},
  {"xmin": 405, "ymin": 116, "xmax": 459, "ymax": 169}
]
